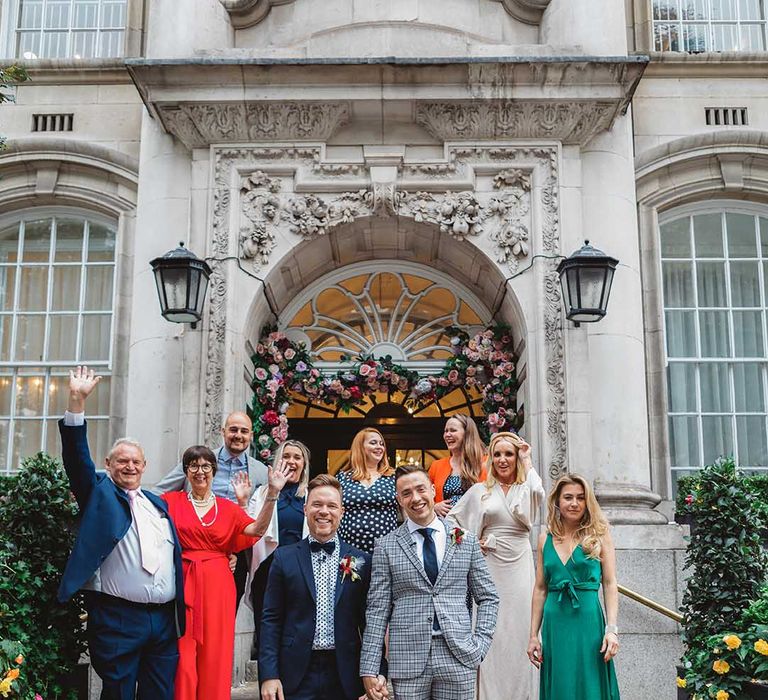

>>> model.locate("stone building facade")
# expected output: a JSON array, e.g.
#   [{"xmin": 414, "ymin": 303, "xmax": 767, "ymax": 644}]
[{"xmin": 2, "ymin": 1, "xmax": 767, "ymax": 697}]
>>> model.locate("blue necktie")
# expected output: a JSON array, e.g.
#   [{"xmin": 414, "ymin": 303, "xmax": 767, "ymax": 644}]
[{"xmin": 418, "ymin": 528, "xmax": 439, "ymax": 585}]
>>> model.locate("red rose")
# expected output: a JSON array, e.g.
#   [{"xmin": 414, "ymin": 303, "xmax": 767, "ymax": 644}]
[
  {"xmin": 349, "ymin": 386, "xmax": 362, "ymax": 399},
  {"xmin": 263, "ymin": 410, "xmax": 280, "ymax": 426},
  {"xmin": 684, "ymin": 494, "xmax": 694, "ymax": 505}
]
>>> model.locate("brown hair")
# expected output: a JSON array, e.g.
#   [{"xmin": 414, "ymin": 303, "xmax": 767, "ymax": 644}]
[
  {"xmin": 445, "ymin": 414, "xmax": 486, "ymax": 491},
  {"xmin": 343, "ymin": 428, "xmax": 394, "ymax": 481},
  {"xmin": 182, "ymin": 445, "xmax": 218, "ymax": 476},
  {"xmin": 273, "ymin": 439, "xmax": 311, "ymax": 498},
  {"xmin": 395, "ymin": 463, "xmax": 430, "ymax": 485},
  {"xmin": 546, "ymin": 473, "xmax": 608, "ymax": 559},
  {"xmin": 306, "ymin": 473, "xmax": 343, "ymax": 498},
  {"xmin": 485, "ymin": 432, "xmax": 527, "ymax": 489}
]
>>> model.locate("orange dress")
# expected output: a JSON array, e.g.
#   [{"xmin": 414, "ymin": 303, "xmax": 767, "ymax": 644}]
[
  {"xmin": 428, "ymin": 457, "xmax": 487, "ymax": 503},
  {"xmin": 162, "ymin": 492, "xmax": 258, "ymax": 700}
]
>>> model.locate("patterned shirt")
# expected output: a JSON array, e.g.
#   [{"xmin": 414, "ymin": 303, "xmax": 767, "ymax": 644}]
[{"xmin": 309, "ymin": 534, "xmax": 340, "ymax": 650}]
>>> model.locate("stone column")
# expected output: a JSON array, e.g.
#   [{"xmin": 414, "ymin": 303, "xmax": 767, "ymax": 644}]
[
  {"xmin": 145, "ymin": 0, "xmax": 233, "ymax": 57},
  {"xmin": 541, "ymin": 0, "xmax": 627, "ymax": 54}
]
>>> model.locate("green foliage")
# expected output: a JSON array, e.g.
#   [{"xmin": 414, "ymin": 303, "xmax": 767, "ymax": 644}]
[
  {"xmin": 0, "ymin": 65, "xmax": 29, "ymax": 150},
  {"xmin": 0, "ymin": 639, "xmax": 29, "ymax": 697},
  {"xmin": 0, "ymin": 452, "xmax": 87, "ymax": 699},
  {"xmin": 676, "ymin": 472, "xmax": 768, "ymax": 525},
  {"xmin": 679, "ymin": 458, "xmax": 768, "ymax": 698}
]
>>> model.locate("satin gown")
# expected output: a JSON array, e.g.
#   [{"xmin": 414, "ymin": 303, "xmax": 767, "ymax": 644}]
[
  {"xmin": 539, "ymin": 534, "xmax": 620, "ymax": 700},
  {"xmin": 448, "ymin": 469, "xmax": 545, "ymax": 700},
  {"xmin": 162, "ymin": 492, "xmax": 258, "ymax": 700}
]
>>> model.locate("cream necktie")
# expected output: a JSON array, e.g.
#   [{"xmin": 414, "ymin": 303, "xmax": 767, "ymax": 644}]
[{"xmin": 127, "ymin": 489, "xmax": 160, "ymax": 575}]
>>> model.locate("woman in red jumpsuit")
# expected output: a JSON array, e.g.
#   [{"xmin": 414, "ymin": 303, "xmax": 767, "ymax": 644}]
[{"xmin": 162, "ymin": 445, "xmax": 287, "ymax": 700}]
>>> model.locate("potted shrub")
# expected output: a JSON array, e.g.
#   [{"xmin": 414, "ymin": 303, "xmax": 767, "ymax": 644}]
[
  {"xmin": 675, "ymin": 458, "xmax": 768, "ymax": 699},
  {"xmin": 0, "ymin": 452, "xmax": 87, "ymax": 699}
]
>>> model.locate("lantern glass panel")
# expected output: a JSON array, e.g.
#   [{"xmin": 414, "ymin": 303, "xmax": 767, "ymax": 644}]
[
  {"xmin": 187, "ymin": 266, "xmax": 200, "ymax": 313},
  {"xmin": 195, "ymin": 274, "xmax": 210, "ymax": 316},
  {"xmin": 577, "ymin": 266, "xmax": 607, "ymax": 310},
  {"xmin": 162, "ymin": 266, "xmax": 190, "ymax": 312}
]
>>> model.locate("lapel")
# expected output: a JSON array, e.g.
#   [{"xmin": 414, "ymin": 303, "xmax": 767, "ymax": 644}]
[
  {"xmin": 297, "ymin": 538, "xmax": 317, "ymax": 603},
  {"xmin": 396, "ymin": 522, "xmax": 432, "ymax": 586},
  {"xmin": 434, "ymin": 518, "xmax": 458, "ymax": 589}
]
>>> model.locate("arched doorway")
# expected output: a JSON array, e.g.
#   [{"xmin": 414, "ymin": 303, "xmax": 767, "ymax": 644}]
[{"xmin": 275, "ymin": 262, "xmax": 507, "ymax": 477}]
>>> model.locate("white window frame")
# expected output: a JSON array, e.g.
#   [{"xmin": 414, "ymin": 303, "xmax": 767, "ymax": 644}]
[{"xmin": 659, "ymin": 201, "xmax": 768, "ymax": 484}]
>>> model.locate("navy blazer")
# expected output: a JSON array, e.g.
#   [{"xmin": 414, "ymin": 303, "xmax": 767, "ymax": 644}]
[
  {"xmin": 259, "ymin": 537, "xmax": 385, "ymax": 699},
  {"xmin": 57, "ymin": 420, "xmax": 185, "ymax": 635}
]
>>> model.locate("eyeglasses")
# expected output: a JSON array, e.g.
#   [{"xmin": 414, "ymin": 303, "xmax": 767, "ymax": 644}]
[{"xmin": 186, "ymin": 463, "xmax": 214, "ymax": 474}]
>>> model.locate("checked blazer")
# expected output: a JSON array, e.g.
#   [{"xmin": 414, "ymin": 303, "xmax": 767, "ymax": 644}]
[{"xmin": 359, "ymin": 519, "xmax": 499, "ymax": 680}]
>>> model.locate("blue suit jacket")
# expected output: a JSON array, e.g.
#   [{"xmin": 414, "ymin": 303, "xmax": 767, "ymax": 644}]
[
  {"xmin": 259, "ymin": 538, "xmax": 385, "ymax": 699},
  {"xmin": 57, "ymin": 420, "xmax": 185, "ymax": 635}
]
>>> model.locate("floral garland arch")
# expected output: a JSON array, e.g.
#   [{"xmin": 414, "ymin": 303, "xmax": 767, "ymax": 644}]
[{"xmin": 248, "ymin": 324, "xmax": 520, "ymax": 461}]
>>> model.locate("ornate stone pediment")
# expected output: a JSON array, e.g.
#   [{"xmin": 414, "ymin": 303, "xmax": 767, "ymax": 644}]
[{"xmin": 157, "ymin": 102, "xmax": 350, "ymax": 149}]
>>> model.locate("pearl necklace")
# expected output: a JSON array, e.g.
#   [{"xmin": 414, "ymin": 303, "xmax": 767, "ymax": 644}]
[{"xmin": 187, "ymin": 491, "xmax": 218, "ymax": 527}]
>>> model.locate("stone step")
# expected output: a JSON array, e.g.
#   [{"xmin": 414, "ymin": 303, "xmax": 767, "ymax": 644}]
[{"xmin": 231, "ymin": 681, "xmax": 260, "ymax": 699}]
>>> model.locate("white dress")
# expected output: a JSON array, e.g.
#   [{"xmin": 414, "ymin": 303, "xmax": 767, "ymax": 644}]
[{"xmin": 448, "ymin": 469, "xmax": 545, "ymax": 700}]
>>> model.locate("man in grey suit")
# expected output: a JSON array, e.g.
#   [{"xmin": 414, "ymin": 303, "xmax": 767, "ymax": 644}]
[
  {"xmin": 360, "ymin": 464, "xmax": 499, "ymax": 700},
  {"xmin": 152, "ymin": 411, "xmax": 268, "ymax": 612}
]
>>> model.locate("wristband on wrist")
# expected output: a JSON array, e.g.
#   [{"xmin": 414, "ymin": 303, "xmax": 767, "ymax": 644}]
[
  {"xmin": 265, "ymin": 495, "xmax": 279, "ymax": 502},
  {"xmin": 605, "ymin": 624, "xmax": 618, "ymax": 635}
]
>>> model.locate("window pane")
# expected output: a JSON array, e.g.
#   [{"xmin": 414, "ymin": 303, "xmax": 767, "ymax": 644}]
[
  {"xmin": 87, "ymin": 223, "xmax": 117, "ymax": 262},
  {"xmin": 737, "ymin": 416, "xmax": 768, "ymax": 466},
  {"xmin": 739, "ymin": 0, "xmax": 764, "ymax": 19},
  {"xmin": 760, "ymin": 217, "xmax": 768, "ymax": 256},
  {"xmin": 669, "ymin": 416, "xmax": 700, "ymax": 466},
  {"xmin": 17, "ymin": 266, "xmax": 48, "ymax": 311},
  {"xmin": 730, "ymin": 261, "xmax": 760, "ymax": 306},
  {"xmin": 697, "ymin": 262, "xmax": 727, "ymax": 306},
  {"xmin": 50, "ymin": 266, "xmax": 81, "ymax": 310},
  {"xmin": 86, "ymin": 375, "xmax": 110, "ymax": 415},
  {"xmin": 43, "ymin": 31, "xmax": 68, "ymax": 58},
  {"xmin": 699, "ymin": 310, "xmax": 730, "ymax": 357},
  {"xmin": 0, "ymin": 267, "xmax": 16, "ymax": 311},
  {"xmin": 702, "ymin": 415, "xmax": 733, "ymax": 464},
  {"xmin": 88, "ymin": 419, "xmax": 110, "ymax": 463},
  {"xmin": 661, "ymin": 217, "xmax": 691, "ymax": 258},
  {"xmin": 47, "ymin": 315, "xmax": 78, "ymax": 361},
  {"xmin": 700, "ymin": 362, "xmax": 731, "ymax": 412},
  {"xmin": 47, "ymin": 374, "xmax": 71, "ymax": 415},
  {"xmin": 740, "ymin": 23, "xmax": 766, "ymax": 49},
  {"xmin": 15, "ymin": 315, "xmax": 45, "ymax": 361},
  {"xmin": 21, "ymin": 219, "xmax": 51, "ymax": 262},
  {"xmin": 54, "ymin": 219, "xmax": 84, "ymax": 262},
  {"xmin": 71, "ymin": 30, "xmax": 96, "ymax": 58},
  {"xmin": 0, "ymin": 316, "xmax": 11, "ymax": 360},
  {"xmin": 0, "ymin": 373, "xmax": 12, "ymax": 414},
  {"xmin": 81, "ymin": 314, "xmax": 111, "ymax": 360},
  {"xmin": 73, "ymin": 0, "xmax": 99, "ymax": 28},
  {"xmin": 18, "ymin": 1, "xmax": 44, "ymax": 29},
  {"xmin": 694, "ymin": 214, "xmax": 724, "ymax": 257},
  {"xmin": 734, "ymin": 362, "xmax": 765, "ymax": 411},
  {"xmin": 684, "ymin": 23, "xmax": 710, "ymax": 51},
  {"xmin": 84, "ymin": 266, "xmax": 114, "ymax": 310},
  {"xmin": 14, "ymin": 374, "xmax": 45, "ymax": 416},
  {"xmin": 666, "ymin": 310, "xmax": 697, "ymax": 357},
  {"xmin": 668, "ymin": 362, "xmax": 697, "ymax": 412},
  {"xmin": 0, "ymin": 225, "xmax": 20, "ymax": 264},
  {"xmin": 726, "ymin": 213, "xmax": 758, "ymax": 257},
  {"xmin": 713, "ymin": 22, "xmax": 739, "ymax": 49},
  {"xmin": 733, "ymin": 310, "xmax": 764, "ymax": 357},
  {"xmin": 0, "ymin": 420, "xmax": 8, "ymax": 472},
  {"xmin": 45, "ymin": 418, "xmax": 60, "ymax": 457},
  {"xmin": 11, "ymin": 420, "xmax": 43, "ymax": 470},
  {"xmin": 663, "ymin": 262, "xmax": 694, "ymax": 307}
]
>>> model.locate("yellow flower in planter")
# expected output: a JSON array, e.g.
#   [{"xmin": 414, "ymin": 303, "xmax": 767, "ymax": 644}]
[
  {"xmin": 715, "ymin": 690, "xmax": 730, "ymax": 700},
  {"xmin": 676, "ymin": 677, "xmax": 687, "ymax": 688},
  {"xmin": 713, "ymin": 659, "xmax": 730, "ymax": 674},
  {"xmin": 4, "ymin": 670, "xmax": 18, "ymax": 681},
  {"xmin": 756, "ymin": 639, "xmax": 768, "ymax": 656},
  {"xmin": 723, "ymin": 634, "xmax": 741, "ymax": 650},
  {"xmin": 0, "ymin": 678, "xmax": 12, "ymax": 698}
]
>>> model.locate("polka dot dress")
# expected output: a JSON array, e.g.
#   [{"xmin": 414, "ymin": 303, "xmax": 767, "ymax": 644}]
[{"xmin": 337, "ymin": 471, "xmax": 398, "ymax": 554}]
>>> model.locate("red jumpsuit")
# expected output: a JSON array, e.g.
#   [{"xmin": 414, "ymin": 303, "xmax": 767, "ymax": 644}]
[{"xmin": 162, "ymin": 492, "xmax": 258, "ymax": 700}]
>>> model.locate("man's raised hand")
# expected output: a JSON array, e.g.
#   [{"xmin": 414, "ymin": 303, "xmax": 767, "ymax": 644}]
[{"xmin": 68, "ymin": 366, "xmax": 102, "ymax": 413}]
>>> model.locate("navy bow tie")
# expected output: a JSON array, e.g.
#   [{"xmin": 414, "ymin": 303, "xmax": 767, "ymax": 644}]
[{"xmin": 310, "ymin": 540, "xmax": 336, "ymax": 555}]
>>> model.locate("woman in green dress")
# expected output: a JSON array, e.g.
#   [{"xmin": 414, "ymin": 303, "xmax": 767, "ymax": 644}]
[{"xmin": 527, "ymin": 474, "xmax": 620, "ymax": 700}]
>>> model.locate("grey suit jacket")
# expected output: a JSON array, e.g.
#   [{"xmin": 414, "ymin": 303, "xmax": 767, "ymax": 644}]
[
  {"xmin": 151, "ymin": 446, "xmax": 269, "ymax": 498},
  {"xmin": 359, "ymin": 519, "xmax": 499, "ymax": 680}
]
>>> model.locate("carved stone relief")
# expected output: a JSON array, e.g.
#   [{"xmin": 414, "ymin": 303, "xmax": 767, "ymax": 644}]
[{"xmin": 205, "ymin": 144, "xmax": 567, "ymax": 479}]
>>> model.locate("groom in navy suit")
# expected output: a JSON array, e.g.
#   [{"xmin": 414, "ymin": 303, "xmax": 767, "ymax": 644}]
[{"xmin": 259, "ymin": 473, "xmax": 387, "ymax": 700}]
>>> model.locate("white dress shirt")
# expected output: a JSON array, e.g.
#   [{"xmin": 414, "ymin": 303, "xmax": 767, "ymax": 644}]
[
  {"xmin": 64, "ymin": 410, "xmax": 176, "ymax": 604},
  {"xmin": 406, "ymin": 514, "xmax": 447, "ymax": 568}
]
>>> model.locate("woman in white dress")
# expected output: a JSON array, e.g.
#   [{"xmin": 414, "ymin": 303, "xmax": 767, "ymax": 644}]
[{"xmin": 448, "ymin": 431, "xmax": 545, "ymax": 700}]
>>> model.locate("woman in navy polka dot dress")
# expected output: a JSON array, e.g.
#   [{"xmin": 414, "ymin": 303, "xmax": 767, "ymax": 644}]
[{"xmin": 337, "ymin": 428, "xmax": 398, "ymax": 554}]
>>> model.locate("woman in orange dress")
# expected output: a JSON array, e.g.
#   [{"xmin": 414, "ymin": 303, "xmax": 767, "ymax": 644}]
[
  {"xmin": 161, "ymin": 445, "xmax": 287, "ymax": 700},
  {"xmin": 429, "ymin": 414, "xmax": 487, "ymax": 518}
]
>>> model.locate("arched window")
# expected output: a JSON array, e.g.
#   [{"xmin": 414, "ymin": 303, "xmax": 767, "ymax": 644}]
[
  {"xmin": 0, "ymin": 211, "xmax": 117, "ymax": 471},
  {"xmin": 660, "ymin": 205, "xmax": 768, "ymax": 481}
]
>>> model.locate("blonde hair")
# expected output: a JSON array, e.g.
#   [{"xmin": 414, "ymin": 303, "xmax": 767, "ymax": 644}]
[
  {"xmin": 272, "ymin": 439, "xmax": 311, "ymax": 498},
  {"xmin": 484, "ymin": 432, "xmax": 527, "ymax": 489},
  {"xmin": 445, "ymin": 415, "xmax": 486, "ymax": 491},
  {"xmin": 546, "ymin": 473, "xmax": 608, "ymax": 559},
  {"xmin": 344, "ymin": 428, "xmax": 394, "ymax": 481}
]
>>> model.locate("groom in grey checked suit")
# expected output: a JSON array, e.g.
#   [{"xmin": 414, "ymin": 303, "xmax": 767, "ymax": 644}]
[{"xmin": 360, "ymin": 464, "xmax": 499, "ymax": 700}]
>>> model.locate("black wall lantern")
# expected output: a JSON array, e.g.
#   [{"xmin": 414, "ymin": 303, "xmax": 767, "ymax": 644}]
[
  {"xmin": 150, "ymin": 243, "xmax": 211, "ymax": 327},
  {"xmin": 557, "ymin": 241, "xmax": 619, "ymax": 325}
]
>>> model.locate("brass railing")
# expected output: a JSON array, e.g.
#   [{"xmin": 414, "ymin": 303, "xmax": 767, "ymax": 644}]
[{"xmin": 618, "ymin": 584, "xmax": 683, "ymax": 623}]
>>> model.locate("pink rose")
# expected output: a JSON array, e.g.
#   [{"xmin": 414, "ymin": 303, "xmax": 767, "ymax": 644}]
[
  {"xmin": 254, "ymin": 367, "xmax": 268, "ymax": 381},
  {"xmin": 284, "ymin": 348, "xmax": 296, "ymax": 360},
  {"xmin": 448, "ymin": 369, "xmax": 460, "ymax": 383},
  {"xmin": 260, "ymin": 448, "xmax": 271, "ymax": 459},
  {"xmin": 359, "ymin": 364, "xmax": 372, "ymax": 376}
]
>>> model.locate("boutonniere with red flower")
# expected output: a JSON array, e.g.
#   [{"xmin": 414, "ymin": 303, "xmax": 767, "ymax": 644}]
[
  {"xmin": 339, "ymin": 554, "xmax": 362, "ymax": 582},
  {"xmin": 451, "ymin": 527, "xmax": 466, "ymax": 545}
]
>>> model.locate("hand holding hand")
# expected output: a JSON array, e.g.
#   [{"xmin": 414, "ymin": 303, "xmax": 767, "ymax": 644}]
[
  {"xmin": 232, "ymin": 471, "xmax": 252, "ymax": 506},
  {"xmin": 434, "ymin": 500, "xmax": 452, "ymax": 518},
  {"xmin": 600, "ymin": 632, "xmax": 619, "ymax": 662},
  {"xmin": 267, "ymin": 459, "xmax": 290, "ymax": 496},
  {"xmin": 362, "ymin": 675, "xmax": 388, "ymax": 700},
  {"xmin": 526, "ymin": 637, "xmax": 543, "ymax": 668},
  {"xmin": 68, "ymin": 366, "xmax": 101, "ymax": 413},
  {"xmin": 261, "ymin": 679, "xmax": 284, "ymax": 700}
]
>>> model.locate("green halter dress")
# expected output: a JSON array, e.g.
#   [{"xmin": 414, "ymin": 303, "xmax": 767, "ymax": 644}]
[{"xmin": 539, "ymin": 533, "xmax": 620, "ymax": 700}]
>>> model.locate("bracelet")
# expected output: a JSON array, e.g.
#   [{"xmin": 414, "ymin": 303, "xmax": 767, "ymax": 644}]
[
  {"xmin": 605, "ymin": 624, "xmax": 619, "ymax": 635},
  {"xmin": 265, "ymin": 496, "xmax": 279, "ymax": 502}
]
